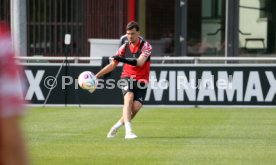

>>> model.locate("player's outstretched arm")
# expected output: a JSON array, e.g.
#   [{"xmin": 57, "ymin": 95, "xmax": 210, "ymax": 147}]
[
  {"xmin": 112, "ymin": 55, "xmax": 148, "ymax": 67},
  {"xmin": 112, "ymin": 56, "xmax": 137, "ymax": 66},
  {"xmin": 95, "ymin": 60, "xmax": 118, "ymax": 79}
]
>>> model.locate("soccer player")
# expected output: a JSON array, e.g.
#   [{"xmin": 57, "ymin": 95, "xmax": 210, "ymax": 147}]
[
  {"xmin": 0, "ymin": 22, "xmax": 28, "ymax": 165},
  {"xmin": 95, "ymin": 21, "xmax": 152, "ymax": 139}
]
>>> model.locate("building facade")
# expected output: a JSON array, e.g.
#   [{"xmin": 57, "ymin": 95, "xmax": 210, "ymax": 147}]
[{"xmin": 1, "ymin": 0, "xmax": 275, "ymax": 57}]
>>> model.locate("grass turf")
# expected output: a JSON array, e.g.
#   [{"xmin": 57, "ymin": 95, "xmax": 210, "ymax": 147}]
[{"xmin": 23, "ymin": 107, "xmax": 276, "ymax": 165}]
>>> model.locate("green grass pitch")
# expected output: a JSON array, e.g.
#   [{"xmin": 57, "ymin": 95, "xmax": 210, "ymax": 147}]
[{"xmin": 23, "ymin": 107, "xmax": 276, "ymax": 165}]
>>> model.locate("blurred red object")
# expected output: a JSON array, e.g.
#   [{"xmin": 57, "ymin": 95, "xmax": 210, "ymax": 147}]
[
  {"xmin": 0, "ymin": 21, "xmax": 25, "ymax": 117},
  {"xmin": 0, "ymin": 21, "xmax": 28, "ymax": 165}
]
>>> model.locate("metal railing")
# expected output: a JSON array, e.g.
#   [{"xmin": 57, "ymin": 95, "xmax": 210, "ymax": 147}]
[{"xmin": 15, "ymin": 56, "xmax": 276, "ymax": 65}]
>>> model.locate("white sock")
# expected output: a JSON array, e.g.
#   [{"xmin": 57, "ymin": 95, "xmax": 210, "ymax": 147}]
[
  {"xmin": 125, "ymin": 122, "xmax": 132, "ymax": 134},
  {"xmin": 112, "ymin": 121, "xmax": 123, "ymax": 130}
]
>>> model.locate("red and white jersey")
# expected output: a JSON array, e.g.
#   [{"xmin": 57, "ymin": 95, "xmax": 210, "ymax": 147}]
[
  {"xmin": 0, "ymin": 22, "xmax": 25, "ymax": 117},
  {"xmin": 115, "ymin": 39, "xmax": 152, "ymax": 83}
]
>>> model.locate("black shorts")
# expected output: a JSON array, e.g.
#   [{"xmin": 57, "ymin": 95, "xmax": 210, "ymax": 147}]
[{"xmin": 120, "ymin": 78, "xmax": 148, "ymax": 104}]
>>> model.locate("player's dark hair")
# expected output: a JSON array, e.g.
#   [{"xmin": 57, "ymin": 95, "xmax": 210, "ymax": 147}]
[{"xmin": 126, "ymin": 21, "xmax": 139, "ymax": 31}]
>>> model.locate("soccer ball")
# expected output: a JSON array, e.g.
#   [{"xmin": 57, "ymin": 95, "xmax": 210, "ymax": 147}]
[{"xmin": 78, "ymin": 71, "xmax": 97, "ymax": 93}]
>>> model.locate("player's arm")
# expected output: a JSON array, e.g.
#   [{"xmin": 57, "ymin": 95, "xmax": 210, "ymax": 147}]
[
  {"xmin": 95, "ymin": 60, "xmax": 118, "ymax": 79},
  {"xmin": 112, "ymin": 55, "xmax": 147, "ymax": 67},
  {"xmin": 96, "ymin": 44, "xmax": 126, "ymax": 79},
  {"xmin": 136, "ymin": 54, "xmax": 148, "ymax": 66},
  {"xmin": 113, "ymin": 54, "xmax": 148, "ymax": 66}
]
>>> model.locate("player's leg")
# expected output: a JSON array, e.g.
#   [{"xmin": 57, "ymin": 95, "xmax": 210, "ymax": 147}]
[
  {"xmin": 107, "ymin": 101, "xmax": 141, "ymax": 138},
  {"xmin": 116, "ymin": 100, "xmax": 142, "ymax": 124},
  {"xmin": 129, "ymin": 82, "xmax": 147, "ymax": 121},
  {"xmin": 107, "ymin": 78, "xmax": 134, "ymax": 138},
  {"xmin": 107, "ymin": 79, "xmax": 144, "ymax": 139},
  {"xmin": 124, "ymin": 81, "xmax": 147, "ymax": 139},
  {"xmin": 130, "ymin": 100, "xmax": 143, "ymax": 119},
  {"xmin": 122, "ymin": 92, "xmax": 138, "ymax": 139},
  {"xmin": 107, "ymin": 92, "xmax": 136, "ymax": 138}
]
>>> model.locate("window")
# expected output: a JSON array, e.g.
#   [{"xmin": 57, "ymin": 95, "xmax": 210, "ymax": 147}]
[{"xmin": 202, "ymin": 0, "xmax": 222, "ymax": 19}]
